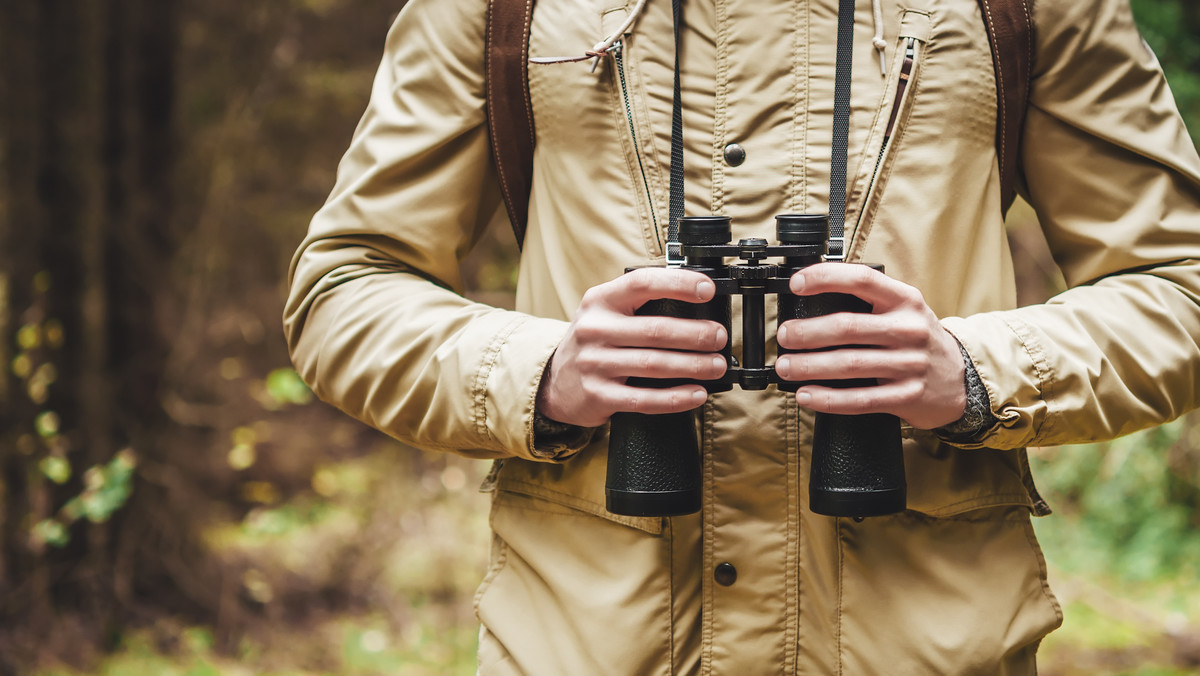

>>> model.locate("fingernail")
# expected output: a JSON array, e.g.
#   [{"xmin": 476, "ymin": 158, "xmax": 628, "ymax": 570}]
[
  {"xmin": 795, "ymin": 391, "xmax": 812, "ymax": 406},
  {"xmin": 697, "ymin": 280, "xmax": 715, "ymax": 298},
  {"xmin": 776, "ymin": 358, "xmax": 790, "ymax": 379},
  {"xmin": 791, "ymin": 273, "xmax": 806, "ymax": 294},
  {"xmin": 692, "ymin": 389, "xmax": 708, "ymax": 405},
  {"xmin": 777, "ymin": 323, "xmax": 788, "ymax": 344},
  {"xmin": 712, "ymin": 356, "xmax": 725, "ymax": 371},
  {"xmin": 716, "ymin": 326, "xmax": 728, "ymax": 348}
]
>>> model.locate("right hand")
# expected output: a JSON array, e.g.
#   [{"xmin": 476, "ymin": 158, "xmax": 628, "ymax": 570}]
[{"xmin": 536, "ymin": 268, "xmax": 729, "ymax": 428}]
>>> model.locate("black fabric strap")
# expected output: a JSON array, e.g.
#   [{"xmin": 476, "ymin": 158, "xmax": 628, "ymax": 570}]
[
  {"xmin": 827, "ymin": 0, "xmax": 856, "ymax": 260},
  {"xmin": 668, "ymin": 0, "xmax": 856, "ymax": 260},
  {"xmin": 667, "ymin": 0, "xmax": 685, "ymax": 265}
]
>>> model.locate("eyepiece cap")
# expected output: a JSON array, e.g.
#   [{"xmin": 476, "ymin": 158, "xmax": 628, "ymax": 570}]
[
  {"xmin": 680, "ymin": 216, "xmax": 733, "ymax": 245},
  {"xmin": 775, "ymin": 213, "xmax": 828, "ymax": 245}
]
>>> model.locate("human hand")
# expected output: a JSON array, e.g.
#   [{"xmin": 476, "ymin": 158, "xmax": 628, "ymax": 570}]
[
  {"xmin": 537, "ymin": 268, "xmax": 728, "ymax": 428},
  {"xmin": 775, "ymin": 263, "xmax": 966, "ymax": 430}
]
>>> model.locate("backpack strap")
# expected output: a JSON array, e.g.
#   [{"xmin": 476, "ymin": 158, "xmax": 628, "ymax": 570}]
[
  {"xmin": 975, "ymin": 0, "xmax": 1034, "ymax": 214},
  {"xmin": 485, "ymin": 0, "xmax": 537, "ymax": 250}
]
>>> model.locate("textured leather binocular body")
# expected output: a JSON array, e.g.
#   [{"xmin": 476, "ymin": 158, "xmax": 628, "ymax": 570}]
[{"xmin": 605, "ymin": 215, "xmax": 906, "ymax": 519}]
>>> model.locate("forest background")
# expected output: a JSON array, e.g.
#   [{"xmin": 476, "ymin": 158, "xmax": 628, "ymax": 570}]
[{"xmin": 1, "ymin": 0, "xmax": 1199, "ymax": 674}]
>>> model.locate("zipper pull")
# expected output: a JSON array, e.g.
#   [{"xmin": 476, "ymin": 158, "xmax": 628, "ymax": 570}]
[{"xmin": 884, "ymin": 38, "xmax": 917, "ymax": 143}]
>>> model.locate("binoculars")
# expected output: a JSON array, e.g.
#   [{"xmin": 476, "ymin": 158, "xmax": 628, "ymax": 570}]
[{"xmin": 605, "ymin": 214, "xmax": 906, "ymax": 519}]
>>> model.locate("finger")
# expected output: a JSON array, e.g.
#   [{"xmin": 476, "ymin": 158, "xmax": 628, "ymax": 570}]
[
  {"xmin": 776, "ymin": 348, "xmax": 928, "ymax": 383},
  {"xmin": 582, "ymin": 347, "xmax": 727, "ymax": 381},
  {"xmin": 600, "ymin": 383, "xmax": 710, "ymax": 415},
  {"xmin": 573, "ymin": 312, "xmax": 727, "ymax": 352},
  {"xmin": 793, "ymin": 381, "xmax": 926, "ymax": 416},
  {"xmin": 777, "ymin": 312, "xmax": 928, "ymax": 351},
  {"xmin": 590, "ymin": 267, "xmax": 716, "ymax": 315},
  {"xmin": 611, "ymin": 316, "xmax": 728, "ymax": 352},
  {"xmin": 790, "ymin": 262, "xmax": 921, "ymax": 311}
]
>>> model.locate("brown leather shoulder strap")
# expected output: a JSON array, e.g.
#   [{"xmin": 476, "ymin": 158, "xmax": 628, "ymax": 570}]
[
  {"xmin": 485, "ymin": 0, "xmax": 537, "ymax": 249},
  {"xmin": 976, "ymin": 0, "xmax": 1034, "ymax": 214}
]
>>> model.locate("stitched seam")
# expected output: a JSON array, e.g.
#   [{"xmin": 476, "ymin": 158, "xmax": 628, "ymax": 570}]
[
  {"xmin": 499, "ymin": 479, "xmax": 664, "ymax": 533},
  {"xmin": 485, "ymin": 2, "xmax": 516, "ymax": 222},
  {"xmin": 473, "ymin": 316, "xmax": 525, "ymax": 443},
  {"xmin": 473, "ymin": 523, "xmax": 509, "ymax": 617},
  {"xmin": 1021, "ymin": 514, "xmax": 1065, "ymax": 628},
  {"xmin": 521, "ymin": 0, "xmax": 535, "ymax": 142},
  {"xmin": 1000, "ymin": 314, "xmax": 1056, "ymax": 441},
  {"xmin": 981, "ymin": 1, "xmax": 1008, "ymax": 191},
  {"xmin": 1021, "ymin": 0, "xmax": 1032, "ymax": 88},
  {"xmin": 710, "ymin": 0, "xmax": 729, "ymax": 215},
  {"xmin": 799, "ymin": 0, "xmax": 811, "ymax": 211},
  {"xmin": 666, "ymin": 518, "xmax": 676, "ymax": 675},
  {"xmin": 785, "ymin": 395, "xmax": 800, "ymax": 673},
  {"xmin": 789, "ymin": 0, "xmax": 803, "ymax": 211},
  {"xmin": 915, "ymin": 492, "xmax": 1037, "ymax": 518},
  {"xmin": 700, "ymin": 400, "xmax": 716, "ymax": 674},
  {"xmin": 835, "ymin": 518, "xmax": 845, "ymax": 676}
]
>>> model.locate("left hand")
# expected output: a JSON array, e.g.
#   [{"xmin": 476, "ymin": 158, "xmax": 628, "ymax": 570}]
[{"xmin": 775, "ymin": 263, "xmax": 966, "ymax": 429}]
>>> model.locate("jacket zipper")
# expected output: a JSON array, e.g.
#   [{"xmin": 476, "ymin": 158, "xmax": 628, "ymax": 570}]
[
  {"xmin": 882, "ymin": 38, "xmax": 917, "ymax": 154},
  {"xmin": 612, "ymin": 42, "xmax": 663, "ymax": 251},
  {"xmin": 854, "ymin": 37, "xmax": 917, "ymax": 239}
]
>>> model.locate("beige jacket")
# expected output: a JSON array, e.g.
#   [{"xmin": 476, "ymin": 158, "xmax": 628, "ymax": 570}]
[{"xmin": 285, "ymin": 0, "xmax": 1200, "ymax": 672}]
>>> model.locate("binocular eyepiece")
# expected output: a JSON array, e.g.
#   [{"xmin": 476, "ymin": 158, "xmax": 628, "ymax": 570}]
[{"xmin": 605, "ymin": 214, "xmax": 906, "ymax": 520}]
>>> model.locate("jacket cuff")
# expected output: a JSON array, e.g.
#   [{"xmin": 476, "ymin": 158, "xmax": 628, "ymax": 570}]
[
  {"xmin": 940, "ymin": 314, "xmax": 1052, "ymax": 450},
  {"xmin": 480, "ymin": 315, "xmax": 595, "ymax": 462}
]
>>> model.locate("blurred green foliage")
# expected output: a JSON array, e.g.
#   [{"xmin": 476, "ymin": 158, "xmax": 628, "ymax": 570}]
[
  {"xmin": 1131, "ymin": 0, "xmax": 1200, "ymax": 136},
  {"xmin": 1033, "ymin": 417, "xmax": 1200, "ymax": 584}
]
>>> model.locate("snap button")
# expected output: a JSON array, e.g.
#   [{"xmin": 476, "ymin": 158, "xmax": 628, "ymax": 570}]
[
  {"xmin": 723, "ymin": 143, "xmax": 746, "ymax": 167},
  {"xmin": 714, "ymin": 562, "xmax": 738, "ymax": 586}
]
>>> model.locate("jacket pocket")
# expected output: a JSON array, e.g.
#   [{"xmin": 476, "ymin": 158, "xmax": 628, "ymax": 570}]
[
  {"xmin": 475, "ymin": 485, "xmax": 674, "ymax": 674},
  {"xmin": 901, "ymin": 430, "xmax": 1043, "ymax": 517},
  {"xmin": 836, "ymin": 505, "xmax": 1063, "ymax": 674},
  {"xmin": 845, "ymin": 9, "xmax": 931, "ymax": 259},
  {"xmin": 493, "ymin": 436, "xmax": 665, "ymax": 535}
]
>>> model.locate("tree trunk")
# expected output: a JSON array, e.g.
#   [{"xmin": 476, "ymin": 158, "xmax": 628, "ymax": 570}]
[{"xmin": 0, "ymin": 0, "xmax": 203, "ymax": 667}]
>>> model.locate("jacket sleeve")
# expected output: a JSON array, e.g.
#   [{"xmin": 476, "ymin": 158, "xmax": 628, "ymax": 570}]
[
  {"xmin": 283, "ymin": 0, "xmax": 592, "ymax": 462},
  {"xmin": 941, "ymin": 0, "xmax": 1200, "ymax": 449}
]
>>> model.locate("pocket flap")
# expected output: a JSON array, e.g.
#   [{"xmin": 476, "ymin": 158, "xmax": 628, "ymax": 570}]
[{"xmin": 496, "ymin": 439, "xmax": 665, "ymax": 535}]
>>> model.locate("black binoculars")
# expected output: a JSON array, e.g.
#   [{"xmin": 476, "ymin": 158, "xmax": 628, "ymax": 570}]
[{"xmin": 605, "ymin": 214, "xmax": 906, "ymax": 519}]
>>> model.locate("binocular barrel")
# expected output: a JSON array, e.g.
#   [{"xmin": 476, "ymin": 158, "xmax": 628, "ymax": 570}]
[{"xmin": 605, "ymin": 214, "xmax": 906, "ymax": 519}]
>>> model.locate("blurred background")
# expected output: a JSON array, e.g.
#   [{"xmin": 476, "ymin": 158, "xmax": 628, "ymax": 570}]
[{"xmin": 0, "ymin": 1, "xmax": 1197, "ymax": 674}]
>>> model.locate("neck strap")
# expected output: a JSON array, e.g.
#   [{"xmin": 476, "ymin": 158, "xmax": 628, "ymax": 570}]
[{"xmin": 668, "ymin": 0, "xmax": 856, "ymax": 261}]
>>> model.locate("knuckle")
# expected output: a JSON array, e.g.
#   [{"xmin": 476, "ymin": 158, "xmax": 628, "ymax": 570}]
[
  {"xmin": 575, "ymin": 350, "xmax": 604, "ymax": 373},
  {"xmin": 852, "ymin": 390, "xmax": 876, "ymax": 412},
  {"xmin": 891, "ymin": 319, "xmax": 926, "ymax": 345},
  {"xmin": 580, "ymin": 286, "xmax": 606, "ymax": 310},
  {"xmin": 573, "ymin": 317, "xmax": 606, "ymax": 343},
  {"xmin": 834, "ymin": 314, "xmax": 859, "ymax": 336},
  {"xmin": 645, "ymin": 318, "xmax": 667, "ymax": 344},
  {"xmin": 626, "ymin": 268, "xmax": 658, "ymax": 294}
]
